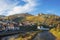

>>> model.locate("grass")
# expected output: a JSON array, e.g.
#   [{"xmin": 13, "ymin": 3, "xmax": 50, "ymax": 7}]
[{"xmin": 50, "ymin": 28, "xmax": 60, "ymax": 40}]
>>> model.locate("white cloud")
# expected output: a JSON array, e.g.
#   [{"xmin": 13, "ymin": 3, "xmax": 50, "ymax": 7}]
[
  {"xmin": 0, "ymin": 0, "xmax": 39, "ymax": 16},
  {"xmin": 7, "ymin": 0, "xmax": 38, "ymax": 16},
  {"xmin": 0, "ymin": 0, "xmax": 19, "ymax": 15}
]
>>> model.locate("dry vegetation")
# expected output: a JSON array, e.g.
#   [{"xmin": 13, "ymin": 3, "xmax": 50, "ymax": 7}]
[{"xmin": 9, "ymin": 31, "xmax": 40, "ymax": 40}]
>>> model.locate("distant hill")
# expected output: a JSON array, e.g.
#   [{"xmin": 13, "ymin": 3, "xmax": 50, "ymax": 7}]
[
  {"xmin": 4, "ymin": 13, "xmax": 33, "ymax": 22},
  {"xmin": 8, "ymin": 13, "xmax": 33, "ymax": 17},
  {"xmin": 0, "ymin": 15, "xmax": 5, "ymax": 18}
]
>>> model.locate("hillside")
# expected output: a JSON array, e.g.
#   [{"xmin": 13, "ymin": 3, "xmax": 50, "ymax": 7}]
[
  {"xmin": 0, "ymin": 13, "xmax": 60, "ymax": 28},
  {"xmin": 25, "ymin": 13, "xmax": 60, "ymax": 40},
  {"xmin": 4, "ymin": 13, "xmax": 33, "ymax": 22},
  {"xmin": 0, "ymin": 13, "xmax": 60, "ymax": 40},
  {"xmin": 0, "ymin": 13, "xmax": 60, "ymax": 31},
  {"xmin": 25, "ymin": 13, "xmax": 60, "ymax": 25}
]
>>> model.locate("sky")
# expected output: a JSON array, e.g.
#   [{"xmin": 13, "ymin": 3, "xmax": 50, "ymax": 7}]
[{"xmin": 0, "ymin": 0, "xmax": 60, "ymax": 16}]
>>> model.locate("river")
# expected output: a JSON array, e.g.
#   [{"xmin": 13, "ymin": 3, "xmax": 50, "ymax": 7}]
[
  {"xmin": 33, "ymin": 31, "xmax": 56, "ymax": 40},
  {"xmin": 0, "ymin": 31, "xmax": 56, "ymax": 40}
]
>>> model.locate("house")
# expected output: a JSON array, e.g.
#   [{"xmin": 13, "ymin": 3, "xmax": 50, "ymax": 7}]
[
  {"xmin": 7, "ymin": 23, "xmax": 15, "ymax": 30},
  {"xmin": 37, "ymin": 25, "xmax": 49, "ymax": 30}
]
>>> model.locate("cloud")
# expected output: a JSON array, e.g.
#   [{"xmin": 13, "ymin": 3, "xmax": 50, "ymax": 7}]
[
  {"xmin": 7, "ymin": 0, "xmax": 38, "ymax": 16},
  {"xmin": 0, "ymin": 0, "xmax": 39, "ymax": 16},
  {"xmin": 0, "ymin": 0, "xmax": 19, "ymax": 15}
]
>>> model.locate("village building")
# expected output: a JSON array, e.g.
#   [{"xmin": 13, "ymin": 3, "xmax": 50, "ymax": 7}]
[{"xmin": 37, "ymin": 25, "xmax": 49, "ymax": 30}]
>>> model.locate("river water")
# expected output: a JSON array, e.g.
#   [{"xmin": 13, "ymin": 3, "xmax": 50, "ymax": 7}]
[
  {"xmin": 0, "ymin": 31, "xmax": 56, "ymax": 40},
  {"xmin": 33, "ymin": 31, "xmax": 56, "ymax": 40}
]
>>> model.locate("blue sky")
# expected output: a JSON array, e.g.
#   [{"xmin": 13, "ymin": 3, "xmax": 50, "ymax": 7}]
[{"xmin": 0, "ymin": 0, "xmax": 60, "ymax": 16}]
